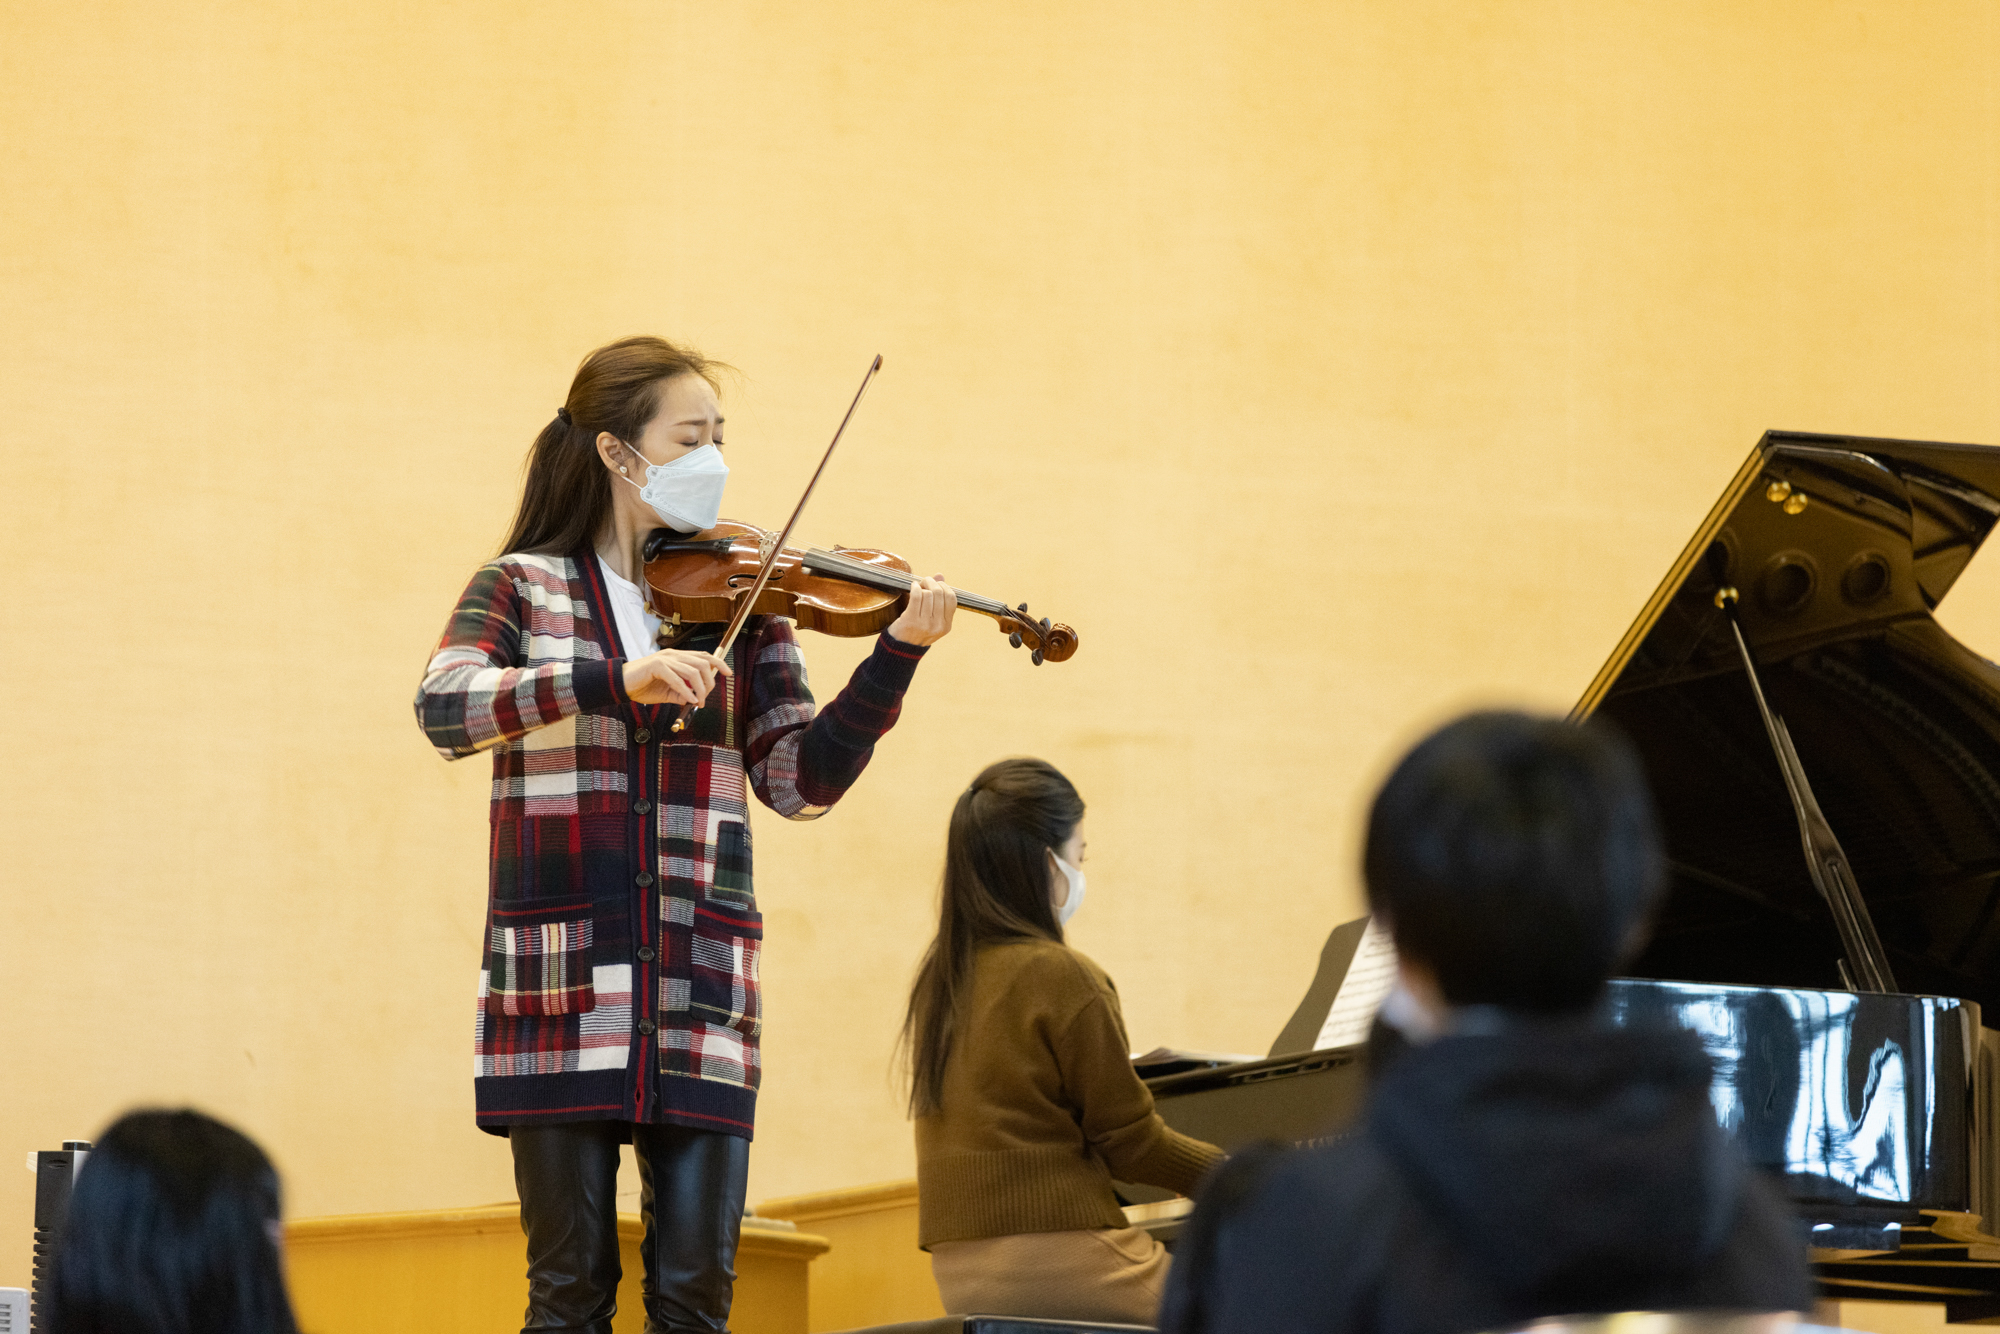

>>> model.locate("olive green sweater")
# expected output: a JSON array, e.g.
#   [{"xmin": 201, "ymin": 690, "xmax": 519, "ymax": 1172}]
[{"xmin": 914, "ymin": 938, "xmax": 1226, "ymax": 1248}]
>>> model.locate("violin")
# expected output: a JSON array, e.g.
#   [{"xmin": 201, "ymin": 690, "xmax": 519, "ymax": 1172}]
[
  {"xmin": 640, "ymin": 521, "xmax": 1079, "ymax": 665},
  {"xmin": 647, "ymin": 356, "xmax": 1078, "ymax": 730}
]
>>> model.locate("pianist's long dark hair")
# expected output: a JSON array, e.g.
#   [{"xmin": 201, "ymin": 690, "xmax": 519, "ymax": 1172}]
[{"xmin": 901, "ymin": 758, "xmax": 1084, "ymax": 1118}]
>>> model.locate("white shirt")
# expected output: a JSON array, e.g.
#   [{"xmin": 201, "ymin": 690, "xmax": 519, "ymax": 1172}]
[{"xmin": 597, "ymin": 555, "xmax": 664, "ymax": 660}]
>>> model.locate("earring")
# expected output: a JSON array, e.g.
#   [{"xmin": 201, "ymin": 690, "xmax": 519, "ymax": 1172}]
[{"xmin": 619, "ymin": 467, "xmax": 628, "ymax": 474}]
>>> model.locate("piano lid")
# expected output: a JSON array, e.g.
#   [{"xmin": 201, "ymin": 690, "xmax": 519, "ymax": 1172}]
[{"xmin": 1575, "ymin": 431, "xmax": 2000, "ymax": 1017}]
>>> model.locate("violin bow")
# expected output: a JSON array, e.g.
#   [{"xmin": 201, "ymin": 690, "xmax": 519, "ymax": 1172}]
[{"xmin": 671, "ymin": 354, "xmax": 884, "ymax": 732}]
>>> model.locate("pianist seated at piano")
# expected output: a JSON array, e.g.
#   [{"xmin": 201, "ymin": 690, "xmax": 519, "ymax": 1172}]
[
  {"xmin": 1159, "ymin": 711, "xmax": 1814, "ymax": 1334},
  {"xmin": 902, "ymin": 758, "xmax": 1227, "ymax": 1325}
]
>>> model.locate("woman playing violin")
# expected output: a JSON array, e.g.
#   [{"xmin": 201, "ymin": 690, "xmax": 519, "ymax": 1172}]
[{"xmin": 414, "ymin": 335, "xmax": 955, "ymax": 1334}]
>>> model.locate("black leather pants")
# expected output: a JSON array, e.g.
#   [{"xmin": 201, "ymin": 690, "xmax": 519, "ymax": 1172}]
[{"xmin": 512, "ymin": 1122, "xmax": 750, "ymax": 1334}]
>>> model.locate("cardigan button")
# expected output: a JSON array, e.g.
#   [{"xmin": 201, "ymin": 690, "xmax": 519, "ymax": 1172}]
[
  {"xmin": 634, "ymin": 728, "xmax": 653, "ymax": 744},
  {"xmin": 637, "ymin": 947, "xmax": 655, "ymax": 962},
  {"xmin": 638, "ymin": 1019, "xmax": 656, "ymax": 1036},
  {"xmin": 633, "ymin": 799, "xmax": 653, "ymax": 815},
  {"xmin": 636, "ymin": 872, "xmax": 654, "ymax": 887}
]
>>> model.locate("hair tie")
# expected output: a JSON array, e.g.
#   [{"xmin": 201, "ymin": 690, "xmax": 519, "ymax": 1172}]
[{"xmin": 556, "ymin": 406, "xmax": 573, "ymax": 426}]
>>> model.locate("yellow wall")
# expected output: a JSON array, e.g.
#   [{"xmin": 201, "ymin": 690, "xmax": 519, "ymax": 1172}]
[{"xmin": 7, "ymin": 0, "xmax": 2000, "ymax": 1296}]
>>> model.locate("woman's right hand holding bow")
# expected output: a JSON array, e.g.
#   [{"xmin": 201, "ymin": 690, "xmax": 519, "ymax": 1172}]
[{"xmin": 623, "ymin": 649, "xmax": 732, "ymax": 708}]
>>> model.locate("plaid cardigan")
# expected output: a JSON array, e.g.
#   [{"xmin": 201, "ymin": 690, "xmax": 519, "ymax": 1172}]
[{"xmin": 415, "ymin": 547, "xmax": 926, "ymax": 1138}]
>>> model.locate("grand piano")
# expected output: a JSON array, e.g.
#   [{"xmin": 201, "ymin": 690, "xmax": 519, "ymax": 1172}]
[{"xmin": 1136, "ymin": 432, "xmax": 2000, "ymax": 1320}]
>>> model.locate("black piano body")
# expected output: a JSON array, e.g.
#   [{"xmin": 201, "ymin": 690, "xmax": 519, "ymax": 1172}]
[{"xmin": 1140, "ymin": 433, "xmax": 2000, "ymax": 1316}]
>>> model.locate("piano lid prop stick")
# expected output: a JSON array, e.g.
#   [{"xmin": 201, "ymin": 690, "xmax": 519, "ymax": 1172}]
[{"xmin": 1713, "ymin": 585, "xmax": 1898, "ymax": 994}]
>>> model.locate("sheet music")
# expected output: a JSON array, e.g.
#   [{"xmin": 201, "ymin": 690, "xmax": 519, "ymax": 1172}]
[{"xmin": 1312, "ymin": 915, "xmax": 1399, "ymax": 1050}]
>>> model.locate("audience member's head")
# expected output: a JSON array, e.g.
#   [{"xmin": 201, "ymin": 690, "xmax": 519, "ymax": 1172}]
[
  {"xmin": 50, "ymin": 1108, "xmax": 300, "ymax": 1334},
  {"xmin": 1365, "ymin": 710, "xmax": 1663, "ymax": 1014}
]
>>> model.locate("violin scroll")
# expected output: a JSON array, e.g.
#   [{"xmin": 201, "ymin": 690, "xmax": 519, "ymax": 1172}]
[{"xmin": 998, "ymin": 602, "xmax": 1078, "ymax": 667}]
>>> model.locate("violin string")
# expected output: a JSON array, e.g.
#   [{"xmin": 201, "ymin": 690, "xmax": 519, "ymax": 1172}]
[{"xmin": 802, "ymin": 547, "xmax": 1014, "ymax": 618}]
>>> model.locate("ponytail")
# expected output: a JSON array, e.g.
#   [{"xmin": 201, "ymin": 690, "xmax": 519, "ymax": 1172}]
[{"xmin": 497, "ymin": 336, "xmax": 728, "ymax": 557}]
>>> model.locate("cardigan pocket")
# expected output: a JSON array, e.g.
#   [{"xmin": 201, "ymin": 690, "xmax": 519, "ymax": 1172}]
[
  {"xmin": 687, "ymin": 900, "xmax": 763, "ymax": 1038},
  {"xmin": 485, "ymin": 895, "xmax": 598, "ymax": 1017}
]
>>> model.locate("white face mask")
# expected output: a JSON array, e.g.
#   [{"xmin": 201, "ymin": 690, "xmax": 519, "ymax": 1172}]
[
  {"xmin": 1051, "ymin": 852, "xmax": 1086, "ymax": 926},
  {"xmin": 619, "ymin": 442, "xmax": 729, "ymax": 534}
]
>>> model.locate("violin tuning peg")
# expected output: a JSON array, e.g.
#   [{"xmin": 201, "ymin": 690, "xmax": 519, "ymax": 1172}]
[
  {"xmin": 1039, "ymin": 616, "xmax": 1051, "ymax": 635},
  {"xmin": 1017, "ymin": 602, "xmax": 1029, "ymax": 615},
  {"xmin": 1009, "ymin": 631, "xmax": 1024, "ymax": 649},
  {"xmin": 1031, "ymin": 649, "xmax": 1045, "ymax": 666}
]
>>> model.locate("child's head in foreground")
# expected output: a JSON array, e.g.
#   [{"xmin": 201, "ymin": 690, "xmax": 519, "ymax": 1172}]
[{"xmin": 1365, "ymin": 709, "xmax": 1664, "ymax": 1016}]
